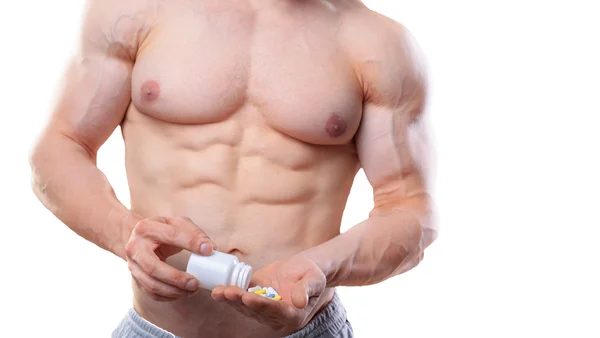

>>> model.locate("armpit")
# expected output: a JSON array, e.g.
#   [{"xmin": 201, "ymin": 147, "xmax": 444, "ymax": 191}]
[
  {"xmin": 83, "ymin": 0, "xmax": 161, "ymax": 61},
  {"xmin": 356, "ymin": 20, "xmax": 428, "ymax": 116}
]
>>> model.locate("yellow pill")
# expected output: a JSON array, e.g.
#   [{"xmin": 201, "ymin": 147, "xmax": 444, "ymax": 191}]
[
  {"xmin": 254, "ymin": 289, "xmax": 266, "ymax": 295},
  {"xmin": 272, "ymin": 295, "xmax": 282, "ymax": 301}
]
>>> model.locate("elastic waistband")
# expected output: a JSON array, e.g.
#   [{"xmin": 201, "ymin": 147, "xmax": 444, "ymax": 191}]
[
  {"xmin": 123, "ymin": 308, "xmax": 177, "ymax": 338},
  {"xmin": 117, "ymin": 292, "xmax": 347, "ymax": 338},
  {"xmin": 285, "ymin": 292, "xmax": 348, "ymax": 338}
]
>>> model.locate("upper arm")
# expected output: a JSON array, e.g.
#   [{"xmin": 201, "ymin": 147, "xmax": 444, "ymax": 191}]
[
  {"xmin": 355, "ymin": 23, "xmax": 433, "ymax": 216},
  {"xmin": 38, "ymin": 0, "xmax": 148, "ymax": 156}
]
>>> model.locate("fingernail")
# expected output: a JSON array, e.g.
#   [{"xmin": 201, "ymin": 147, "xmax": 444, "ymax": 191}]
[
  {"xmin": 186, "ymin": 279, "xmax": 198, "ymax": 291},
  {"xmin": 200, "ymin": 243, "xmax": 212, "ymax": 255}
]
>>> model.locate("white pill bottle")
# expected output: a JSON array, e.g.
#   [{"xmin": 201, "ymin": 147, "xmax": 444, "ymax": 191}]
[{"xmin": 186, "ymin": 251, "xmax": 253, "ymax": 290}]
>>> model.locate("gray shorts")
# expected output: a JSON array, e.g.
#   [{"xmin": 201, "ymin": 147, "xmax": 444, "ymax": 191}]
[{"xmin": 112, "ymin": 292, "xmax": 353, "ymax": 338}]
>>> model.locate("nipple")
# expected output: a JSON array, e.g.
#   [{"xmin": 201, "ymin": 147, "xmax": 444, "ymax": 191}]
[
  {"xmin": 325, "ymin": 114, "xmax": 347, "ymax": 138},
  {"xmin": 141, "ymin": 80, "xmax": 160, "ymax": 102}
]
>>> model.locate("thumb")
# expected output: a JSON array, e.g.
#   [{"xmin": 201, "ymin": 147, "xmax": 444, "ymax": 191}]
[{"xmin": 291, "ymin": 277, "xmax": 325, "ymax": 309}]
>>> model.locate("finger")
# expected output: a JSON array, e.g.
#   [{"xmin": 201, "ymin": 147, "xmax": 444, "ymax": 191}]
[
  {"xmin": 223, "ymin": 286, "xmax": 246, "ymax": 303},
  {"xmin": 129, "ymin": 261, "xmax": 192, "ymax": 300},
  {"xmin": 231, "ymin": 301, "xmax": 266, "ymax": 326},
  {"xmin": 242, "ymin": 292, "xmax": 298, "ymax": 323},
  {"xmin": 292, "ymin": 278, "xmax": 325, "ymax": 309},
  {"xmin": 242, "ymin": 293, "xmax": 280, "ymax": 312},
  {"xmin": 135, "ymin": 218, "xmax": 211, "ymax": 255},
  {"xmin": 130, "ymin": 243, "xmax": 200, "ymax": 292},
  {"xmin": 133, "ymin": 277, "xmax": 177, "ymax": 302},
  {"xmin": 291, "ymin": 281, "xmax": 309, "ymax": 309},
  {"xmin": 134, "ymin": 218, "xmax": 214, "ymax": 255},
  {"xmin": 211, "ymin": 285, "xmax": 227, "ymax": 301},
  {"xmin": 167, "ymin": 216, "xmax": 218, "ymax": 252},
  {"xmin": 237, "ymin": 294, "xmax": 292, "ymax": 329},
  {"xmin": 216, "ymin": 287, "xmax": 266, "ymax": 323}
]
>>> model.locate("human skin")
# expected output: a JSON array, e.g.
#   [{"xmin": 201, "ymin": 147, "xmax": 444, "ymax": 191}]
[{"xmin": 29, "ymin": 0, "xmax": 437, "ymax": 337}]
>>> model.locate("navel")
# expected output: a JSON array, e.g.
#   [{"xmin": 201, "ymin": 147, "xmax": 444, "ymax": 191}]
[
  {"xmin": 325, "ymin": 113, "xmax": 347, "ymax": 138},
  {"xmin": 141, "ymin": 80, "xmax": 160, "ymax": 102}
]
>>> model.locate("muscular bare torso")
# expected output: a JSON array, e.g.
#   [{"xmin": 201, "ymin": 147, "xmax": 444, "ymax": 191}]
[{"xmin": 106, "ymin": 1, "xmax": 402, "ymax": 336}]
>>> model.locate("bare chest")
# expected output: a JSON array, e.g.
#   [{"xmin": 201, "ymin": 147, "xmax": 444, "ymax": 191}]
[{"xmin": 130, "ymin": 3, "xmax": 363, "ymax": 145}]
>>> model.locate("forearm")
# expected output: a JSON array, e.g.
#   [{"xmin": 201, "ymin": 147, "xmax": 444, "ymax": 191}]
[
  {"xmin": 30, "ymin": 134, "xmax": 141, "ymax": 260},
  {"xmin": 303, "ymin": 197, "xmax": 436, "ymax": 287}
]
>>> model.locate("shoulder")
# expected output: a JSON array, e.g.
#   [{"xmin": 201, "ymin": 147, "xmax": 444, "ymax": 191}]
[
  {"xmin": 339, "ymin": 7, "xmax": 428, "ymax": 109},
  {"xmin": 79, "ymin": 0, "xmax": 157, "ymax": 61}
]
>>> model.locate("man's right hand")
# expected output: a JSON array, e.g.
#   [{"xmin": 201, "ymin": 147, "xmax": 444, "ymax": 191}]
[{"xmin": 125, "ymin": 216, "xmax": 216, "ymax": 302}]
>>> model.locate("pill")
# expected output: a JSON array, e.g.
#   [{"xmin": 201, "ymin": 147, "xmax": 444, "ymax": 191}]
[
  {"xmin": 248, "ymin": 286, "xmax": 262, "ymax": 292},
  {"xmin": 247, "ymin": 286, "xmax": 281, "ymax": 300}
]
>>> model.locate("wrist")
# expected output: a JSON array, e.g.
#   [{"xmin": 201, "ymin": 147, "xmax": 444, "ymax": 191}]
[
  {"xmin": 299, "ymin": 247, "xmax": 337, "ymax": 286},
  {"xmin": 114, "ymin": 211, "xmax": 143, "ymax": 260}
]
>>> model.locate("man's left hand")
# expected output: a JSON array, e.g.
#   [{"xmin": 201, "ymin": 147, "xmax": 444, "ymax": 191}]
[{"xmin": 211, "ymin": 254, "xmax": 327, "ymax": 333}]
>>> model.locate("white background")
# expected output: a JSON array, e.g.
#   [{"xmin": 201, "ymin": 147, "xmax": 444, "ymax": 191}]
[{"xmin": 1, "ymin": 0, "xmax": 599, "ymax": 337}]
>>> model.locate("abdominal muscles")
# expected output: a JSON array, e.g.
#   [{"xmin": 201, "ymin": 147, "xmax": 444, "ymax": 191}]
[{"xmin": 122, "ymin": 106, "xmax": 359, "ymax": 269}]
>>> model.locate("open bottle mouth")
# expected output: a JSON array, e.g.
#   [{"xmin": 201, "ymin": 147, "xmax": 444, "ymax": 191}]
[{"xmin": 231, "ymin": 262, "xmax": 253, "ymax": 290}]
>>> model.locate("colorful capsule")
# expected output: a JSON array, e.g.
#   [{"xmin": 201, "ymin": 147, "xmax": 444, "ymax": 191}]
[{"xmin": 248, "ymin": 286, "xmax": 262, "ymax": 292}]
